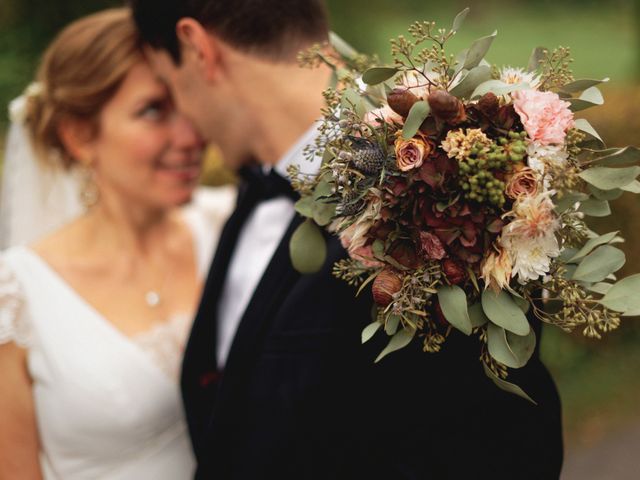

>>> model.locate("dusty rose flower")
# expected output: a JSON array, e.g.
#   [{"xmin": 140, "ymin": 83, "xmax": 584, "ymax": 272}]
[
  {"xmin": 511, "ymin": 89, "xmax": 574, "ymax": 145},
  {"xmin": 505, "ymin": 167, "xmax": 540, "ymax": 199},
  {"xmin": 351, "ymin": 245, "xmax": 384, "ymax": 268},
  {"xmin": 395, "ymin": 137, "xmax": 432, "ymax": 171},
  {"xmin": 419, "ymin": 232, "xmax": 446, "ymax": 260},
  {"xmin": 481, "ymin": 247, "xmax": 512, "ymax": 292},
  {"xmin": 443, "ymin": 259, "xmax": 467, "ymax": 285}
]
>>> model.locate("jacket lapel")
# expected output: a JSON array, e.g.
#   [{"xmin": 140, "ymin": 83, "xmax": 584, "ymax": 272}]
[{"xmin": 211, "ymin": 214, "xmax": 304, "ymax": 414}]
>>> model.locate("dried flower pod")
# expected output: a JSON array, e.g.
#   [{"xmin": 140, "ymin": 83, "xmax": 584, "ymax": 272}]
[
  {"xmin": 427, "ymin": 90, "xmax": 467, "ymax": 124},
  {"xmin": 477, "ymin": 92, "xmax": 500, "ymax": 118},
  {"xmin": 443, "ymin": 259, "xmax": 467, "ymax": 285},
  {"xmin": 387, "ymin": 88, "xmax": 420, "ymax": 118},
  {"xmin": 349, "ymin": 136, "xmax": 386, "ymax": 174},
  {"xmin": 372, "ymin": 268, "xmax": 403, "ymax": 307}
]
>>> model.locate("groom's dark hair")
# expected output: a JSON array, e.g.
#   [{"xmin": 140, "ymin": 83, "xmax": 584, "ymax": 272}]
[{"xmin": 129, "ymin": 0, "xmax": 329, "ymax": 63}]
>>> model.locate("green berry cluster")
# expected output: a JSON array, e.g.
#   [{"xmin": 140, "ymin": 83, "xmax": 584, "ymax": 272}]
[{"xmin": 458, "ymin": 131, "xmax": 528, "ymax": 208}]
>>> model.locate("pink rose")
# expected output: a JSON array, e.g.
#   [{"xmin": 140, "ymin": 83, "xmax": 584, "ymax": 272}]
[{"xmin": 511, "ymin": 89, "xmax": 574, "ymax": 145}]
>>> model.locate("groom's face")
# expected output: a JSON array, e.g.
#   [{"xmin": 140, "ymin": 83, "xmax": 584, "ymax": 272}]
[{"xmin": 144, "ymin": 47, "xmax": 250, "ymax": 170}]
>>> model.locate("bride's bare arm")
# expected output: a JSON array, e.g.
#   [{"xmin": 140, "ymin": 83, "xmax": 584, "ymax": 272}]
[{"xmin": 0, "ymin": 343, "xmax": 43, "ymax": 480}]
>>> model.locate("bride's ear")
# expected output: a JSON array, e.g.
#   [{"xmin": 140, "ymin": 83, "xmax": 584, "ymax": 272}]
[
  {"xmin": 176, "ymin": 18, "xmax": 221, "ymax": 83},
  {"xmin": 57, "ymin": 118, "xmax": 95, "ymax": 167}
]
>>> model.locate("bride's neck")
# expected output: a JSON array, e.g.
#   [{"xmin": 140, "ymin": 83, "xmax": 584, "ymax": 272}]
[{"xmin": 81, "ymin": 194, "xmax": 175, "ymax": 257}]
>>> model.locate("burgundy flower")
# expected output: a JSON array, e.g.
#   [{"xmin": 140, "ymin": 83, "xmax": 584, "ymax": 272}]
[
  {"xmin": 419, "ymin": 232, "xmax": 446, "ymax": 260},
  {"xmin": 389, "ymin": 241, "xmax": 421, "ymax": 269},
  {"xmin": 443, "ymin": 259, "xmax": 467, "ymax": 285}
]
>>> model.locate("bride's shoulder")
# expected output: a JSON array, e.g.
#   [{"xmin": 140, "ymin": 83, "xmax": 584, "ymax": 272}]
[{"xmin": 0, "ymin": 249, "xmax": 30, "ymax": 348}]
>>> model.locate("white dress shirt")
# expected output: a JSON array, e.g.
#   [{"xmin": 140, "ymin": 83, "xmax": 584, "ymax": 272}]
[{"xmin": 216, "ymin": 122, "xmax": 323, "ymax": 367}]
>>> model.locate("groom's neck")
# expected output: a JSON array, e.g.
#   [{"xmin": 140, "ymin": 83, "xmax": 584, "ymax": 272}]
[{"xmin": 233, "ymin": 59, "xmax": 332, "ymax": 167}]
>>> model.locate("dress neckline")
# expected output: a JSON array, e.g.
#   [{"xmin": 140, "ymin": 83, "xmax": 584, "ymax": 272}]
[{"xmin": 14, "ymin": 245, "xmax": 192, "ymax": 384}]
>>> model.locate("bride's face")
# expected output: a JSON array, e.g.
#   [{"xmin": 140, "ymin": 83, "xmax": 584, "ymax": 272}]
[{"xmin": 85, "ymin": 61, "xmax": 204, "ymax": 208}]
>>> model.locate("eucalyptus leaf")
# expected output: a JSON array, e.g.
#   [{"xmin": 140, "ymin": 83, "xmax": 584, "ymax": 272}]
[
  {"xmin": 554, "ymin": 192, "xmax": 589, "ymax": 213},
  {"xmin": 588, "ymin": 185, "xmax": 623, "ymax": 201},
  {"xmin": 361, "ymin": 321, "xmax": 381, "ymax": 344},
  {"xmin": 313, "ymin": 202, "xmax": 337, "ymax": 226},
  {"xmin": 329, "ymin": 31, "xmax": 358, "ymax": 60},
  {"xmin": 468, "ymin": 302, "xmax": 489, "ymax": 328},
  {"xmin": 402, "ymin": 101, "xmax": 431, "ymax": 139},
  {"xmin": 569, "ymin": 87, "xmax": 605, "ymax": 112},
  {"xmin": 362, "ymin": 67, "xmax": 399, "ymax": 86},
  {"xmin": 512, "ymin": 296, "xmax": 531, "ymax": 314},
  {"xmin": 559, "ymin": 247, "xmax": 579, "ymax": 264},
  {"xmin": 483, "ymin": 364, "xmax": 537, "ymax": 404},
  {"xmin": 481, "ymin": 290, "xmax": 531, "ymax": 336},
  {"xmin": 599, "ymin": 274, "xmax": 640, "ymax": 313},
  {"xmin": 579, "ymin": 199, "xmax": 611, "ymax": 217},
  {"xmin": 437, "ymin": 285, "xmax": 473, "ymax": 335},
  {"xmin": 527, "ymin": 46, "xmax": 546, "ymax": 72},
  {"xmin": 375, "ymin": 328, "xmax": 415, "ymax": 363},
  {"xmin": 385, "ymin": 314, "xmax": 401, "ymax": 335},
  {"xmin": 464, "ymin": 31, "xmax": 497, "ymax": 70},
  {"xmin": 620, "ymin": 180, "xmax": 640, "ymax": 194},
  {"xmin": 560, "ymin": 78, "xmax": 609, "ymax": 94},
  {"xmin": 294, "ymin": 196, "xmax": 316, "ymax": 218},
  {"xmin": 313, "ymin": 180, "xmax": 333, "ymax": 200},
  {"xmin": 487, "ymin": 323, "xmax": 536, "ymax": 369},
  {"xmin": 588, "ymin": 282, "xmax": 613, "ymax": 295},
  {"xmin": 572, "ymin": 245, "xmax": 625, "ymax": 283},
  {"xmin": 569, "ymin": 231, "xmax": 619, "ymax": 262},
  {"xmin": 449, "ymin": 65, "xmax": 492, "ymax": 99},
  {"xmin": 574, "ymin": 119, "xmax": 604, "ymax": 145},
  {"xmin": 590, "ymin": 146, "xmax": 640, "ymax": 167},
  {"xmin": 579, "ymin": 166, "xmax": 640, "ymax": 190},
  {"xmin": 289, "ymin": 219, "xmax": 327, "ymax": 274},
  {"xmin": 471, "ymin": 80, "xmax": 528, "ymax": 99},
  {"xmin": 342, "ymin": 88, "xmax": 368, "ymax": 118},
  {"xmin": 451, "ymin": 7, "xmax": 470, "ymax": 32}
]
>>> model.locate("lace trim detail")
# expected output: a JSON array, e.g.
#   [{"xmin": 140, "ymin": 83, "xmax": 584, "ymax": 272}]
[
  {"xmin": 131, "ymin": 314, "xmax": 193, "ymax": 383},
  {"xmin": 0, "ymin": 258, "xmax": 30, "ymax": 348}
]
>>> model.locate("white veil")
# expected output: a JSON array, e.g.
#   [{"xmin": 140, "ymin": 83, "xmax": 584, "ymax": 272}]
[{"xmin": 0, "ymin": 92, "xmax": 84, "ymax": 249}]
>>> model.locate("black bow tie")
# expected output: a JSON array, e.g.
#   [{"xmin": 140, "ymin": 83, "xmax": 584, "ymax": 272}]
[{"xmin": 238, "ymin": 166, "xmax": 299, "ymax": 202}]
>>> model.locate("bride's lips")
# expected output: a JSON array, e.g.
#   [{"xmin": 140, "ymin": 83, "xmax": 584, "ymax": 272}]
[{"xmin": 156, "ymin": 158, "xmax": 202, "ymax": 182}]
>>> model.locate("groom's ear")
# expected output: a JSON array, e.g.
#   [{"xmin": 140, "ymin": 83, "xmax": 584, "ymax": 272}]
[{"xmin": 175, "ymin": 18, "xmax": 221, "ymax": 82}]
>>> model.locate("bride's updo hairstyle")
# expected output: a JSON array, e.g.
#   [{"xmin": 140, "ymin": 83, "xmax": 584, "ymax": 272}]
[{"xmin": 25, "ymin": 8, "xmax": 142, "ymax": 169}]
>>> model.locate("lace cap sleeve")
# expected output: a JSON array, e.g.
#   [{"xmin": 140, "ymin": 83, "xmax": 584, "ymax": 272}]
[{"xmin": 0, "ymin": 258, "xmax": 30, "ymax": 348}]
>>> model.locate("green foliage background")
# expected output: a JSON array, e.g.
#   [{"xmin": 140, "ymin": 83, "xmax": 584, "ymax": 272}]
[{"xmin": 1, "ymin": 0, "xmax": 639, "ymax": 450}]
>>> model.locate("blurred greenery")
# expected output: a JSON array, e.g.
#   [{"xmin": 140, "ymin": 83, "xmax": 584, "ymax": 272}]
[{"xmin": 1, "ymin": 0, "xmax": 639, "ymax": 450}]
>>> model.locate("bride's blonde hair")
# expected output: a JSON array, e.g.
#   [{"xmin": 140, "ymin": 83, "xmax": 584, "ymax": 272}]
[{"xmin": 25, "ymin": 8, "xmax": 143, "ymax": 169}]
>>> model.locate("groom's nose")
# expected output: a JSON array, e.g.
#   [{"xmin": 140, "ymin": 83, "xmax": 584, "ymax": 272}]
[{"xmin": 171, "ymin": 114, "xmax": 204, "ymax": 150}]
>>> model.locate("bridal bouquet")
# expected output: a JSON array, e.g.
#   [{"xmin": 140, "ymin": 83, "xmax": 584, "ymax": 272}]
[{"xmin": 291, "ymin": 8, "xmax": 640, "ymax": 400}]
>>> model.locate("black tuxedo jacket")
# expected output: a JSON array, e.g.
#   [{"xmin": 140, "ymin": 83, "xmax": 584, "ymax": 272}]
[{"xmin": 181, "ymin": 181, "xmax": 563, "ymax": 480}]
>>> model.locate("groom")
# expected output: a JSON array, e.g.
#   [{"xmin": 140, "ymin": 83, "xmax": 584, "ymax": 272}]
[{"xmin": 131, "ymin": 1, "xmax": 564, "ymax": 478}]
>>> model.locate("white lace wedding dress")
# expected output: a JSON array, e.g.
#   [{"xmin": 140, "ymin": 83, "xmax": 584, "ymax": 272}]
[{"xmin": 0, "ymin": 186, "xmax": 235, "ymax": 480}]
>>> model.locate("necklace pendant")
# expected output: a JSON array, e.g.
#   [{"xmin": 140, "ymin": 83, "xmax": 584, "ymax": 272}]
[{"xmin": 145, "ymin": 290, "xmax": 161, "ymax": 308}]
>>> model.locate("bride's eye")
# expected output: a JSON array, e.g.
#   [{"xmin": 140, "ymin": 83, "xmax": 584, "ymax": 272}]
[{"xmin": 137, "ymin": 100, "xmax": 170, "ymax": 121}]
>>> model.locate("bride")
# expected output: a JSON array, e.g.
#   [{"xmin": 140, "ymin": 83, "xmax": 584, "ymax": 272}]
[{"xmin": 0, "ymin": 8, "xmax": 234, "ymax": 480}]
